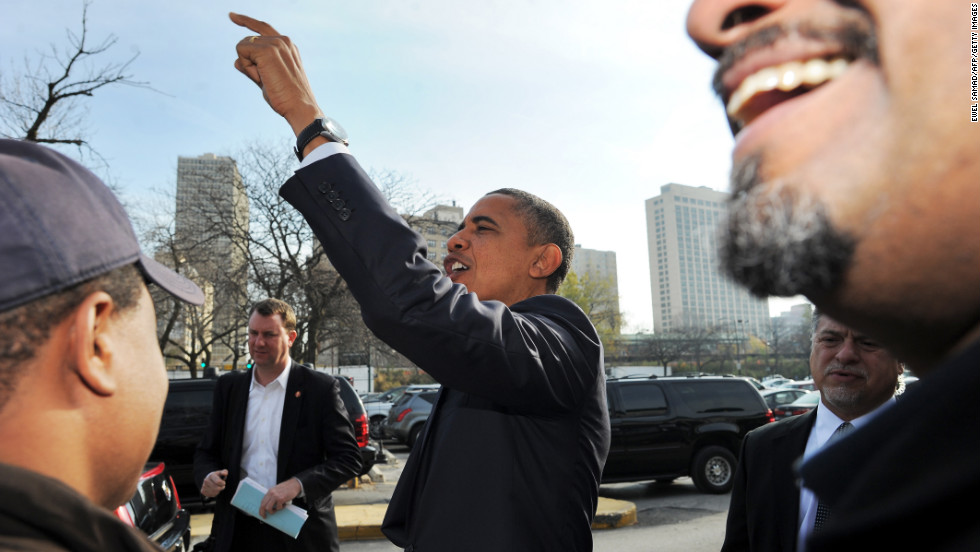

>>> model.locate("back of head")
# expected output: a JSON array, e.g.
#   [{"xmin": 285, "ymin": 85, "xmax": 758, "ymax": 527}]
[
  {"xmin": 487, "ymin": 188, "xmax": 574, "ymax": 293},
  {"xmin": 0, "ymin": 139, "xmax": 204, "ymax": 508}
]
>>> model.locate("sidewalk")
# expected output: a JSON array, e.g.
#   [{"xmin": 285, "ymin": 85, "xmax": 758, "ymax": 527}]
[{"xmin": 190, "ymin": 450, "xmax": 637, "ymax": 543}]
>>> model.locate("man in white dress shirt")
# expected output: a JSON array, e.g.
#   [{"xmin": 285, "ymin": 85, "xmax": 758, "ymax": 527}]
[
  {"xmin": 721, "ymin": 311, "xmax": 904, "ymax": 552},
  {"xmin": 195, "ymin": 298, "xmax": 361, "ymax": 552}
]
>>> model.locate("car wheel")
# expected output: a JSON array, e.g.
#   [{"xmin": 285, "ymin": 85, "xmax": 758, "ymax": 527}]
[
  {"xmin": 407, "ymin": 424, "xmax": 423, "ymax": 449},
  {"xmin": 691, "ymin": 446, "xmax": 736, "ymax": 494},
  {"xmin": 369, "ymin": 416, "xmax": 386, "ymax": 440}
]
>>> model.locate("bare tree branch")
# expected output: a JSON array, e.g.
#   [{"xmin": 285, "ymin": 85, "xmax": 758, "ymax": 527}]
[{"xmin": 0, "ymin": 0, "xmax": 151, "ymax": 160}]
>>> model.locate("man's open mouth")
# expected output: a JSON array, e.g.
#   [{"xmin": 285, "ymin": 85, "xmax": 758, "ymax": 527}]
[{"xmin": 727, "ymin": 57, "xmax": 851, "ymax": 133}]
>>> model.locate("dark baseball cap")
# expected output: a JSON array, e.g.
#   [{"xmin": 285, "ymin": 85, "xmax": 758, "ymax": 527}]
[{"xmin": 0, "ymin": 139, "xmax": 205, "ymax": 312}]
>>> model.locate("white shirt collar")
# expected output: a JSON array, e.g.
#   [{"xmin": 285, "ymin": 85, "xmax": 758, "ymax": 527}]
[
  {"xmin": 250, "ymin": 357, "xmax": 292, "ymax": 391},
  {"xmin": 813, "ymin": 394, "xmax": 896, "ymax": 443}
]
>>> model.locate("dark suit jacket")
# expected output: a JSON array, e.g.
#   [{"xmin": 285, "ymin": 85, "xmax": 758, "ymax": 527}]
[
  {"xmin": 193, "ymin": 364, "xmax": 362, "ymax": 552},
  {"xmin": 279, "ymin": 153, "xmax": 611, "ymax": 551},
  {"xmin": 722, "ymin": 409, "xmax": 816, "ymax": 552},
  {"xmin": 800, "ymin": 339, "xmax": 980, "ymax": 552}
]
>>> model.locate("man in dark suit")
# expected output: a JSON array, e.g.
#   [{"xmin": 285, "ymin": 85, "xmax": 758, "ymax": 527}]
[
  {"xmin": 722, "ymin": 312, "xmax": 904, "ymax": 551},
  {"xmin": 193, "ymin": 298, "xmax": 361, "ymax": 552},
  {"xmin": 227, "ymin": 13, "xmax": 610, "ymax": 551}
]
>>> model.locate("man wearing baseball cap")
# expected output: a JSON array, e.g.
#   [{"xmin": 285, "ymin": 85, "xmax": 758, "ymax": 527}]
[{"xmin": 0, "ymin": 139, "xmax": 204, "ymax": 551}]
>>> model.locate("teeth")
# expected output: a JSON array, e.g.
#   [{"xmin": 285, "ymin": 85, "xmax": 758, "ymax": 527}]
[
  {"xmin": 727, "ymin": 57, "xmax": 851, "ymax": 118},
  {"xmin": 451, "ymin": 262, "xmax": 468, "ymax": 271}
]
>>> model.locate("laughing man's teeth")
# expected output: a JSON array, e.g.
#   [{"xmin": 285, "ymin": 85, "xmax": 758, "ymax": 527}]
[
  {"xmin": 451, "ymin": 262, "xmax": 468, "ymax": 271},
  {"xmin": 727, "ymin": 57, "xmax": 850, "ymax": 118}
]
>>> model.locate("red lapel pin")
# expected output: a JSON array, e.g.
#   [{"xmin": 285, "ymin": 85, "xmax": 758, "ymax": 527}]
[{"xmin": 295, "ymin": 391, "xmax": 301, "ymax": 398}]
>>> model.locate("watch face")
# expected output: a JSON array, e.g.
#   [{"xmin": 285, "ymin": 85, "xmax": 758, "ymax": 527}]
[{"xmin": 323, "ymin": 117, "xmax": 348, "ymax": 142}]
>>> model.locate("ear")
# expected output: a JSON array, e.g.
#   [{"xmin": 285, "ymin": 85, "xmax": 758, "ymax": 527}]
[
  {"xmin": 529, "ymin": 243, "xmax": 563, "ymax": 281},
  {"xmin": 70, "ymin": 291, "xmax": 119, "ymax": 397},
  {"xmin": 287, "ymin": 329, "xmax": 298, "ymax": 347}
]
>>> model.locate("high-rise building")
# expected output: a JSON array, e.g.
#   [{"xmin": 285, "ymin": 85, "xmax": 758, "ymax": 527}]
[
  {"xmin": 571, "ymin": 245, "xmax": 621, "ymax": 332},
  {"xmin": 645, "ymin": 183, "xmax": 769, "ymax": 338},
  {"xmin": 174, "ymin": 153, "xmax": 249, "ymax": 366}
]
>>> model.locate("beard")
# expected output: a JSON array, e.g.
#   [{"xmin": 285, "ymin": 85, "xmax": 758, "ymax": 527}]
[{"xmin": 719, "ymin": 155, "xmax": 855, "ymax": 298}]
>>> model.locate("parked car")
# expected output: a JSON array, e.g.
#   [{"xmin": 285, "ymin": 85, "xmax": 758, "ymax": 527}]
[
  {"xmin": 364, "ymin": 384, "xmax": 440, "ymax": 439},
  {"xmin": 764, "ymin": 377, "xmax": 794, "ymax": 388},
  {"xmin": 773, "ymin": 390, "xmax": 821, "ymax": 420},
  {"xmin": 783, "ymin": 380, "xmax": 816, "ymax": 391},
  {"xmin": 384, "ymin": 387, "xmax": 441, "ymax": 448},
  {"xmin": 114, "ymin": 462, "xmax": 191, "ymax": 552},
  {"xmin": 151, "ymin": 372, "xmax": 378, "ymax": 507},
  {"xmin": 603, "ymin": 375, "xmax": 773, "ymax": 493},
  {"xmin": 759, "ymin": 387, "xmax": 809, "ymax": 410},
  {"xmin": 740, "ymin": 376, "xmax": 767, "ymax": 390}
]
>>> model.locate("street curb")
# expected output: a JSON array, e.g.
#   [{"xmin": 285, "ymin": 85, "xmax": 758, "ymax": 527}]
[
  {"xmin": 190, "ymin": 497, "xmax": 638, "ymax": 543},
  {"xmin": 591, "ymin": 497, "xmax": 638, "ymax": 529},
  {"xmin": 334, "ymin": 496, "xmax": 638, "ymax": 541}
]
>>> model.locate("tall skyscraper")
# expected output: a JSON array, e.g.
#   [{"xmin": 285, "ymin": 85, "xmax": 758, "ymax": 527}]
[
  {"xmin": 645, "ymin": 183, "xmax": 769, "ymax": 338},
  {"xmin": 174, "ymin": 153, "xmax": 249, "ymax": 366}
]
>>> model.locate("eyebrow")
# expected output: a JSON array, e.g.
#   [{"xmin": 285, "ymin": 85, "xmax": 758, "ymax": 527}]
[{"xmin": 458, "ymin": 215, "xmax": 500, "ymax": 232}]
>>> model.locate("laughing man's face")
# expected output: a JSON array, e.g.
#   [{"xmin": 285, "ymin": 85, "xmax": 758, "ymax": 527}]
[{"xmin": 685, "ymin": 0, "xmax": 980, "ymax": 365}]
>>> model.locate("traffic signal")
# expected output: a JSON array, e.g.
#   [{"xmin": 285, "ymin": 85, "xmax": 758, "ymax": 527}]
[{"xmin": 246, "ymin": 360, "xmax": 254, "ymax": 370}]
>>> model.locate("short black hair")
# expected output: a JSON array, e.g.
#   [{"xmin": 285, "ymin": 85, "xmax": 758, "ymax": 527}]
[
  {"xmin": 486, "ymin": 188, "xmax": 574, "ymax": 293},
  {"xmin": 0, "ymin": 263, "xmax": 143, "ymax": 411}
]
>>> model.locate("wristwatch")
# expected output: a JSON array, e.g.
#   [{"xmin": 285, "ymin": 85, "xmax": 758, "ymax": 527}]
[{"xmin": 295, "ymin": 116, "xmax": 349, "ymax": 161}]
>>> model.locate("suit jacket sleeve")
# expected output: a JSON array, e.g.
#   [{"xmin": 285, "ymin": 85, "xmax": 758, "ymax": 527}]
[
  {"xmin": 279, "ymin": 154, "xmax": 602, "ymax": 415},
  {"xmin": 193, "ymin": 374, "xmax": 233, "ymax": 492},
  {"xmin": 721, "ymin": 432, "xmax": 753, "ymax": 552},
  {"xmin": 288, "ymin": 372, "xmax": 362, "ymax": 502}
]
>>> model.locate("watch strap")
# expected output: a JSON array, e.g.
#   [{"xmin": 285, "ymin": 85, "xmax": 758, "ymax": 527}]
[{"xmin": 295, "ymin": 118, "xmax": 326, "ymax": 162}]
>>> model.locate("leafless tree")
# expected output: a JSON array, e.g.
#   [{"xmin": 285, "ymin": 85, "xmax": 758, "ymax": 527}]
[{"xmin": 0, "ymin": 1, "xmax": 150, "ymax": 164}]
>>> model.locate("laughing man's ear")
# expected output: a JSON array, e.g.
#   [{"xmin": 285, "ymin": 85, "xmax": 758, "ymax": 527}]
[
  {"xmin": 530, "ymin": 243, "xmax": 563, "ymax": 281},
  {"xmin": 70, "ymin": 291, "xmax": 118, "ymax": 397}
]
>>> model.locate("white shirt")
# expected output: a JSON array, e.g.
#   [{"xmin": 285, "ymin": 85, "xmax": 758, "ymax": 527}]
[
  {"xmin": 240, "ymin": 359, "xmax": 292, "ymax": 490},
  {"xmin": 298, "ymin": 141, "xmax": 349, "ymax": 168},
  {"xmin": 796, "ymin": 397, "xmax": 895, "ymax": 552}
]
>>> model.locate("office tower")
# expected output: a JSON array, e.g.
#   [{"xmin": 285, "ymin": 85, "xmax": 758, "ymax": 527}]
[
  {"xmin": 646, "ymin": 183, "xmax": 769, "ymax": 338},
  {"xmin": 174, "ymin": 153, "xmax": 249, "ymax": 366}
]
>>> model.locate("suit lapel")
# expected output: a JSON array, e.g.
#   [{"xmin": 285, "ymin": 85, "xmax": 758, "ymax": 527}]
[
  {"xmin": 228, "ymin": 371, "xmax": 251, "ymax": 484},
  {"xmin": 772, "ymin": 410, "xmax": 816, "ymax": 551},
  {"xmin": 278, "ymin": 363, "xmax": 305, "ymax": 482}
]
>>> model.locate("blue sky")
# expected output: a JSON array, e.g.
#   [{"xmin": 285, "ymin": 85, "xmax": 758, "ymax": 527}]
[{"xmin": 2, "ymin": 0, "xmax": 806, "ymax": 332}]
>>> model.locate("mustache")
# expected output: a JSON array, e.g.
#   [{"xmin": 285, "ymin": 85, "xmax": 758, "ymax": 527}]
[
  {"xmin": 822, "ymin": 363, "xmax": 868, "ymax": 379},
  {"xmin": 712, "ymin": 17, "xmax": 880, "ymax": 101}
]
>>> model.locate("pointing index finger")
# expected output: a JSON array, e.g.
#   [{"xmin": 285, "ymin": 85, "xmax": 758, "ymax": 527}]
[{"xmin": 229, "ymin": 12, "xmax": 281, "ymax": 37}]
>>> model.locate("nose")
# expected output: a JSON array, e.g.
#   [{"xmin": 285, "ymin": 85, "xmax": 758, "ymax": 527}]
[
  {"xmin": 686, "ymin": 0, "xmax": 788, "ymax": 59},
  {"xmin": 447, "ymin": 230, "xmax": 467, "ymax": 251},
  {"xmin": 835, "ymin": 337, "xmax": 861, "ymax": 365}
]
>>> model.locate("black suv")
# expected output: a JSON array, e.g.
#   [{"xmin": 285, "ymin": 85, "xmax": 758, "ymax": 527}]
[
  {"xmin": 602, "ymin": 375, "xmax": 773, "ymax": 493},
  {"xmin": 151, "ymin": 372, "xmax": 378, "ymax": 506}
]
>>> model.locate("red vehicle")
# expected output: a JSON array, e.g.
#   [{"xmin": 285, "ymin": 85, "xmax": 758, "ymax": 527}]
[{"xmin": 114, "ymin": 462, "xmax": 191, "ymax": 552}]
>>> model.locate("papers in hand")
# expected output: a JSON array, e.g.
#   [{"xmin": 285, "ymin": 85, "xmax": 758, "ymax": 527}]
[{"xmin": 230, "ymin": 477, "xmax": 308, "ymax": 539}]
